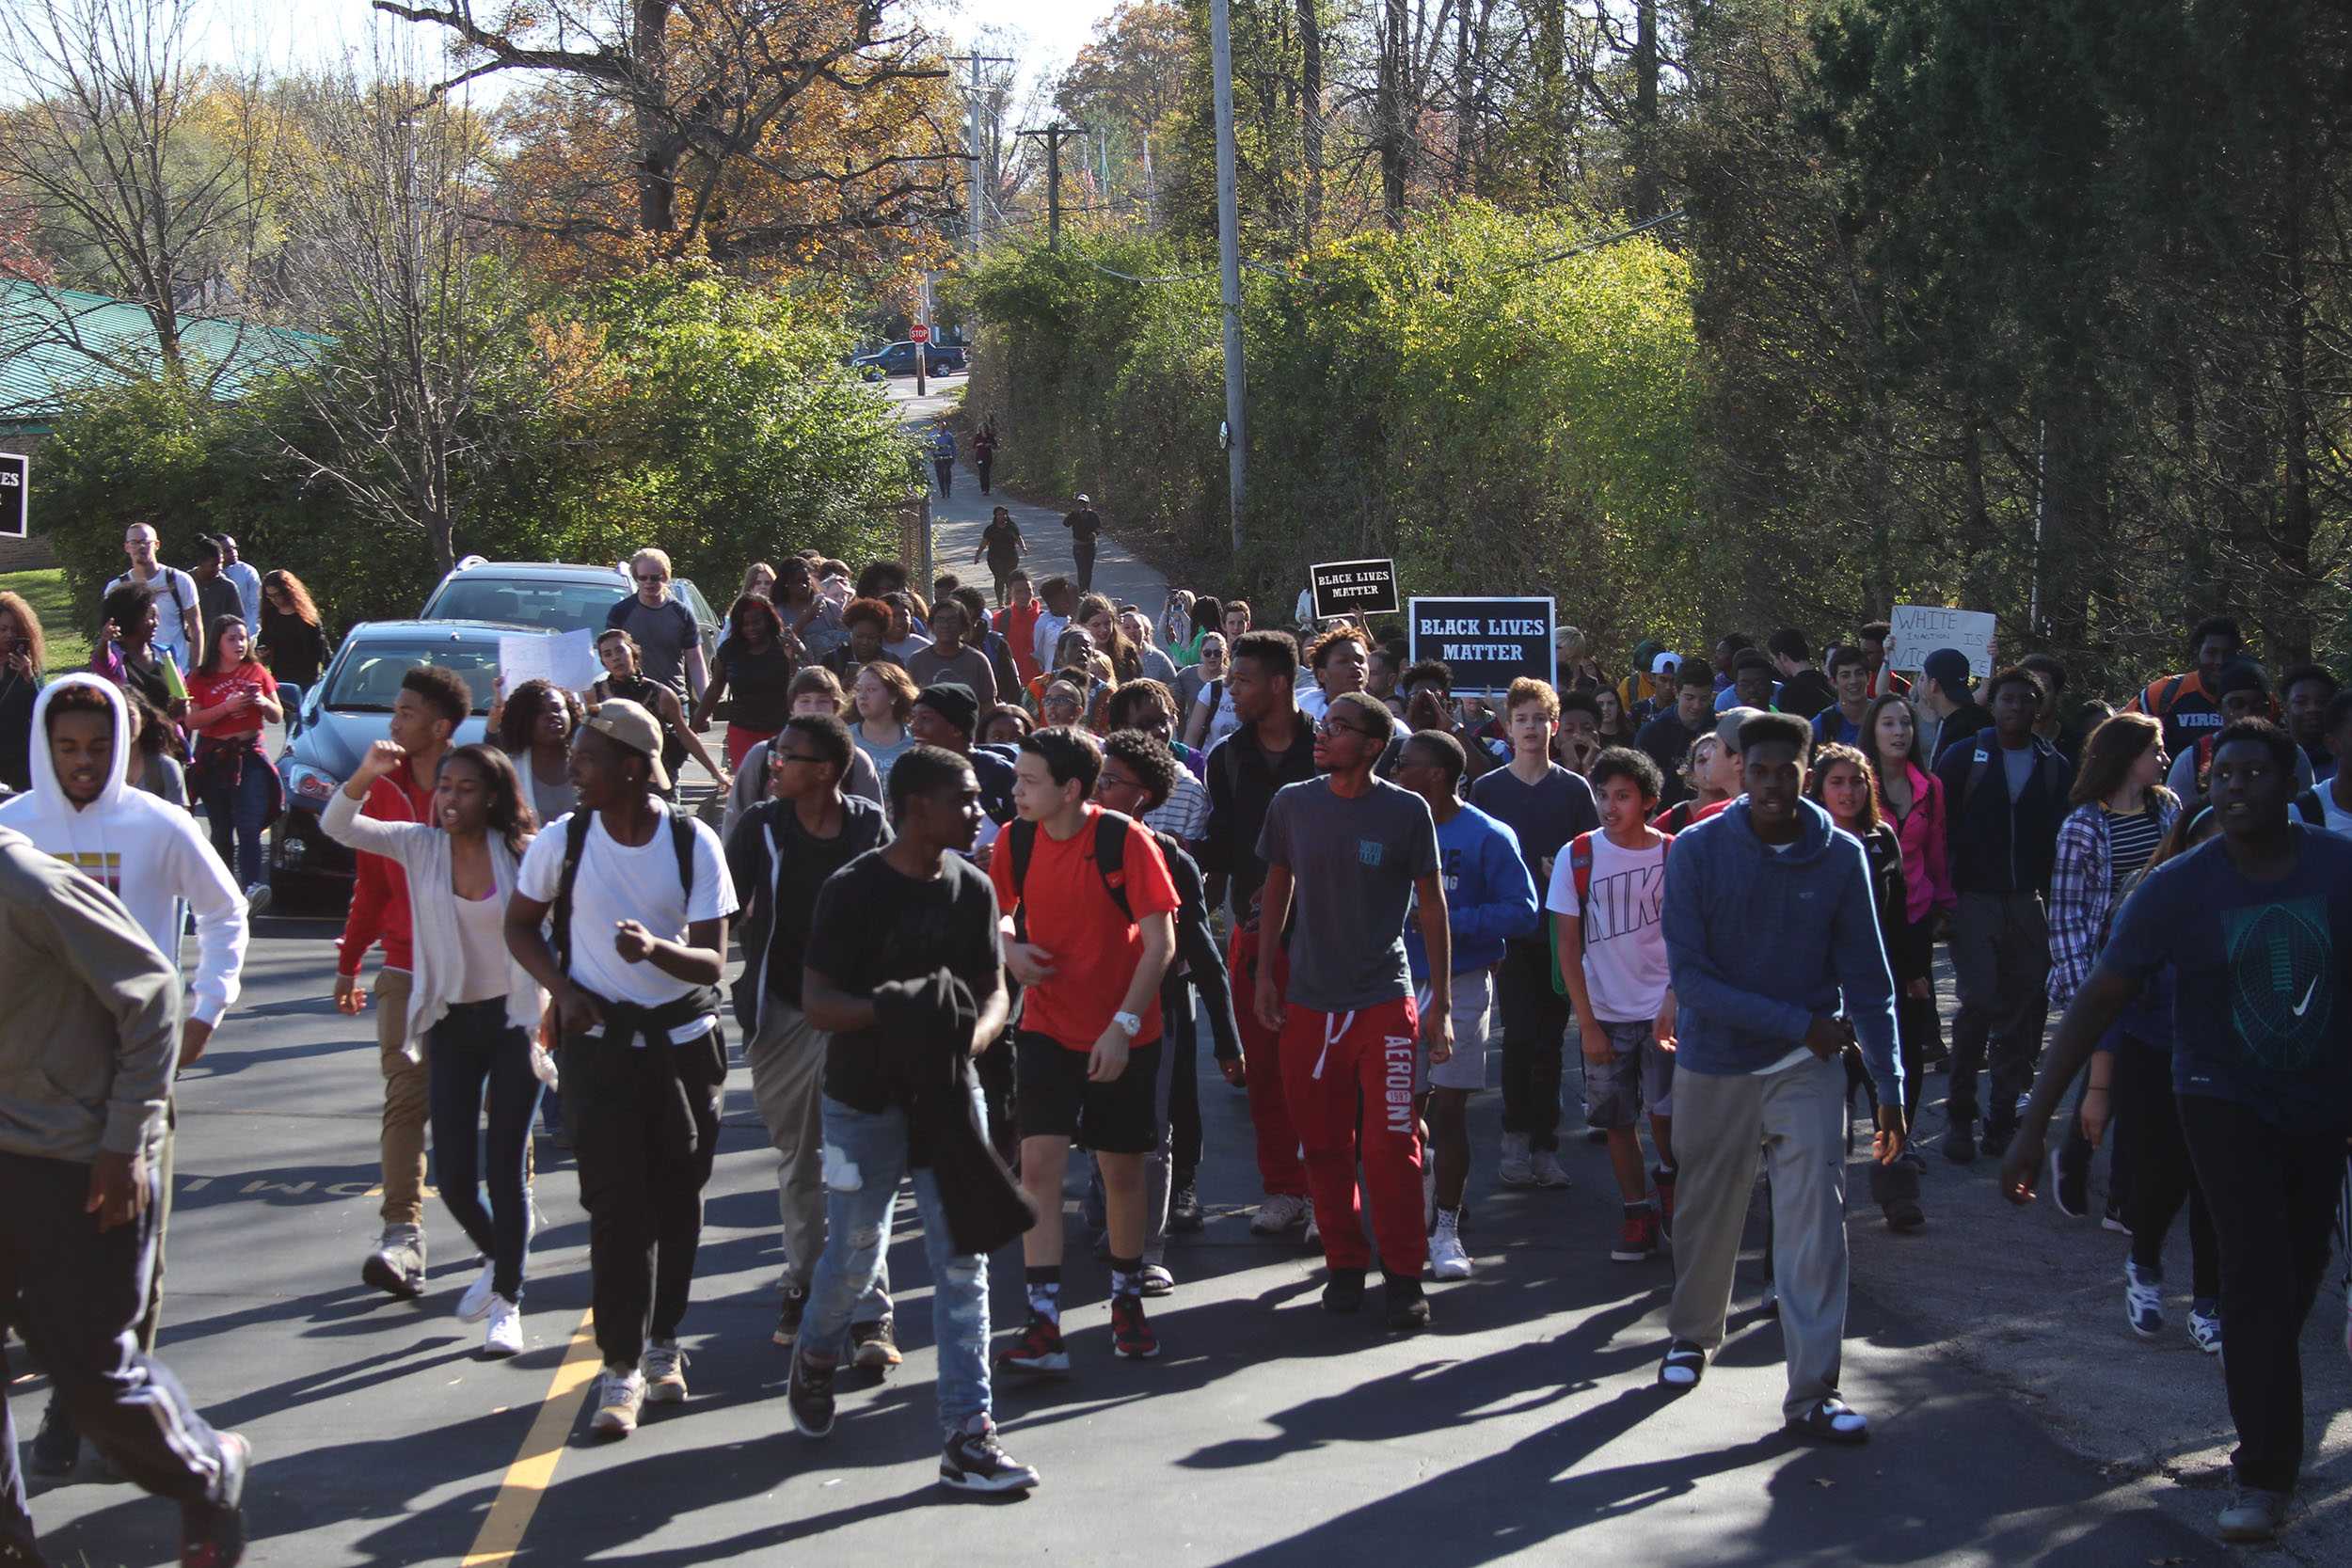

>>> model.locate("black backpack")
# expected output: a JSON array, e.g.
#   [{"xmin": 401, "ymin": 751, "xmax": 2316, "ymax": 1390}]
[{"xmin": 550, "ymin": 807, "xmax": 697, "ymax": 975}]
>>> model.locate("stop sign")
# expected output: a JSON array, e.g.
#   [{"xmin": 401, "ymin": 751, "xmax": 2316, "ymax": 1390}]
[{"xmin": 910, "ymin": 324, "xmax": 930, "ymax": 343}]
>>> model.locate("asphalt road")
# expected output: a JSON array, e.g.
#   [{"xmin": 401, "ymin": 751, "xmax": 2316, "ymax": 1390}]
[{"xmin": 10, "ymin": 906, "xmax": 2235, "ymax": 1568}]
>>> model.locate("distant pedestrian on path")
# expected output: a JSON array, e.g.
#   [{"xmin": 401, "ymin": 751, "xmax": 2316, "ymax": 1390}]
[
  {"xmin": 972, "ymin": 420, "xmax": 999, "ymax": 496},
  {"xmin": 975, "ymin": 507, "xmax": 1025, "ymax": 607},
  {"xmin": 1064, "ymin": 496, "xmax": 1103, "ymax": 593},
  {"xmin": 932, "ymin": 427, "xmax": 957, "ymax": 499}
]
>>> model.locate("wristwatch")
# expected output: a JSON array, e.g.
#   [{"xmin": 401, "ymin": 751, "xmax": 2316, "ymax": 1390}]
[{"xmin": 1113, "ymin": 1010, "xmax": 1143, "ymax": 1039}]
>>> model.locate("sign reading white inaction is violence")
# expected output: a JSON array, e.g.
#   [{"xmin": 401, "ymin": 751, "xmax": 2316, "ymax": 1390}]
[
  {"xmin": 500, "ymin": 628, "xmax": 602, "ymax": 694},
  {"xmin": 1310, "ymin": 558, "xmax": 1399, "ymax": 620},
  {"xmin": 1407, "ymin": 596, "xmax": 1556, "ymax": 697},
  {"xmin": 1887, "ymin": 605, "xmax": 1998, "ymax": 679}
]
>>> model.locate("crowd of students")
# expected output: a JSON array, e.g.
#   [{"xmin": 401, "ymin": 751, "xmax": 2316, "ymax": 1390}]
[{"xmin": 7, "ymin": 513, "xmax": 2352, "ymax": 1560}]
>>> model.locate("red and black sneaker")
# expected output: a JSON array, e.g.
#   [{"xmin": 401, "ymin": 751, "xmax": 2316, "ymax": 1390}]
[
  {"xmin": 1611, "ymin": 1208, "xmax": 1661, "ymax": 1263},
  {"xmin": 1110, "ymin": 1295, "xmax": 1160, "ymax": 1360},
  {"xmin": 995, "ymin": 1314, "xmax": 1070, "ymax": 1375}
]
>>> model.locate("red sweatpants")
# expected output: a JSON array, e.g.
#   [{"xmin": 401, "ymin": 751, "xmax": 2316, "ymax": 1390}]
[
  {"xmin": 1229, "ymin": 924, "xmax": 1306, "ymax": 1197},
  {"xmin": 1279, "ymin": 996, "xmax": 1426, "ymax": 1278}
]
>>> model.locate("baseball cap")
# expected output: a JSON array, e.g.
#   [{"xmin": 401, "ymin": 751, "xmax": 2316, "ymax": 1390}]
[
  {"xmin": 1651, "ymin": 651, "xmax": 1678, "ymax": 676},
  {"xmin": 1075, "ymin": 493, "xmax": 1091, "ymax": 503},
  {"xmin": 1716, "ymin": 706, "xmax": 1766, "ymax": 749},
  {"xmin": 1921, "ymin": 647, "xmax": 1973, "ymax": 696},
  {"xmin": 582, "ymin": 697, "xmax": 671, "ymax": 791},
  {"xmin": 914, "ymin": 681, "xmax": 979, "ymax": 736}
]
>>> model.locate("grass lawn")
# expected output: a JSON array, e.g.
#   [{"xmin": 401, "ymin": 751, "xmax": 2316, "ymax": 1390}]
[{"xmin": 0, "ymin": 565, "xmax": 90, "ymax": 671}]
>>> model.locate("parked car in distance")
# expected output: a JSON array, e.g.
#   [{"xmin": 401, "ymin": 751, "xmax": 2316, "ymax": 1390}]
[
  {"xmin": 851, "ymin": 340, "xmax": 966, "ymax": 378},
  {"xmin": 417, "ymin": 559, "xmax": 720, "ymax": 673},
  {"xmin": 270, "ymin": 619, "xmax": 534, "ymax": 910}
]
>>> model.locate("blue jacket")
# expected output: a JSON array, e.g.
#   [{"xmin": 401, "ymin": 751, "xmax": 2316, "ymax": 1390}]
[
  {"xmin": 1661, "ymin": 796, "xmax": 1903, "ymax": 1107},
  {"xmin": 1407, "ymin": 804, "xmax": 1539, "ymax": 982}
]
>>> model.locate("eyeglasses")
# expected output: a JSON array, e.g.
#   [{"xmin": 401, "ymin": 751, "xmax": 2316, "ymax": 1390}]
[
  {"xmin": 634, "ymin": 573, "xmax": 666, "ymax": 584},
  {"xmin": 771, "ymin": 750, "xmax": 825, "ymax": 767},
  {"xmin": 1317, "ymin": 717, "xmax": 1375, "ymax": 739},
  {"xmin": 1098, "ymin": 769, "xmax": 1142, "ymax": 794}
]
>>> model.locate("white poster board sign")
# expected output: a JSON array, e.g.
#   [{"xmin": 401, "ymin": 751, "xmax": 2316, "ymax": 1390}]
[
  {"xmin": 500, "ymin": 628, "xmax": 601, "ymax": 693},
  {"xmin": 1886, "ymin": 605, "xmax": 1997, "ymax": 679}
]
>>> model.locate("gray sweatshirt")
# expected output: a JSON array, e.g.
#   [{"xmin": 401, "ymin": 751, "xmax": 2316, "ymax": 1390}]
[{"xmin": 0, "ymin": 826, "xmax": 183, "ymax": 1163}]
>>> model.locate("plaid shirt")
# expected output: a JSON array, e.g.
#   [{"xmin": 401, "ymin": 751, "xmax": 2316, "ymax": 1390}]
[{"xmin": 2046, "ymin": 797, "xmax": 2180, "ymax": 1011}]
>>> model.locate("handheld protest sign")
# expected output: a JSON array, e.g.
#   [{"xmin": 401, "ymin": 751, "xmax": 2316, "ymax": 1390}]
[{"xmin": 1407, "ymin": 596, "xmax": 1555, "ymax": 697}]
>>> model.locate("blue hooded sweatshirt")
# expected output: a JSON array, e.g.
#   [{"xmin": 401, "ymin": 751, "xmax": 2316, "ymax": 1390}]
[
  {"xmin": 1407, "ymin": 802, "xmax": 1539, "ymax": 982},
  {"xmin": 1661, "ymin": 795, "xmax": 1902, "ymax": 1107}
]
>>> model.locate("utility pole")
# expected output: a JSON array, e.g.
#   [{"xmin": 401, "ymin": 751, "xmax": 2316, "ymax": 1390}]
[
  {"xmin": 1210, "ymin": 0, "xmax": 1248, "ymax": 551},
  {"xmin": 952, "ymin": 50, "xmax": 1012, "ymax": 263},
  {"xmin": 1020, "ymin": 123, "xmax": 1081, "ymax": 250}
]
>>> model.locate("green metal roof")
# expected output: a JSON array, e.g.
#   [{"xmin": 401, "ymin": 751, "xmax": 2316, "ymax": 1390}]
[{"xmin": 0, "ymin": 279, "xmax": 326, "ymax": 423}]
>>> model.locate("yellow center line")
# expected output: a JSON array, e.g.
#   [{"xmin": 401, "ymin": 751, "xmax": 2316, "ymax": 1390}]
[{"xmin": 461, "ymin": 1307, "xmax": 600, "ymax": 1567}]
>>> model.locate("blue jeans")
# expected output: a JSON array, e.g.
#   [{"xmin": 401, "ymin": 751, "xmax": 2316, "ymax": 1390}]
[
  {"xmin": 201, "ymin": 754, "xmax": 273, "ymax": 887},
  {"xmin": 803, "ymin": 1090, "xmax": 993, "ymax": 1438}
]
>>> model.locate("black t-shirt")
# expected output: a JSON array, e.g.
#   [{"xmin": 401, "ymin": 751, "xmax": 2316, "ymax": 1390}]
[
  {"xmin": 728, "ymin": 795, "xmax": 890, "ymax": 1007},
  {"xmin": 196, "ymin": 575, "xmax": 243, "ymax": 637},
  {"xmin": 260, "ymin": 606, "xmax": 329, "ymax": 687},
  {"xmin": 806, "ymin": 848, "xmax": 1002, "ymax": 1113},
  {"xmin": 1064, "ymin": 508, "xmax": 1102, "ymax": 543},
  {"xmin": 717, "ymin": 640, "xmax": 796, "ymax": 732},
  {"xmin": 982, "ymin": 519, "xmax": 1023, "ymax": 563}
]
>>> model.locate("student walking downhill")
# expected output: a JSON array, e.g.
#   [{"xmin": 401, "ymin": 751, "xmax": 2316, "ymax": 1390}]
[{"xmin": 324, "ymin": 740, "xmax": 548, "ymax": 1358}]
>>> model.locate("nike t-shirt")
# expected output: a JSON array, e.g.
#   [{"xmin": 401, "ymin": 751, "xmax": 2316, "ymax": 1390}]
[
  {"xmin": 2098, "ymin": 827, "xmax": 2352, "ymax": 1133},
  {"xmin": 1545, "ymin": 833, "xmax": 1670, "ymax": 1023}
]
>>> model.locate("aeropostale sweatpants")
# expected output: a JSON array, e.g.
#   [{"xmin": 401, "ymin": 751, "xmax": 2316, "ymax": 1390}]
[
  {"xmin": 1279, "ymin": 995, "xmax": 1426, "ymax": 1280},
  {"xmin": 1665, "ymin": 1052, "xmax": 1851, "ymax": 1423}
]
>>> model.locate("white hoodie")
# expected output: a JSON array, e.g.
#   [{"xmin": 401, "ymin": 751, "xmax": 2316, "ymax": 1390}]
[{"xmin": 0, "ymin": 673, "xmax": 247, "ymax": 1025}]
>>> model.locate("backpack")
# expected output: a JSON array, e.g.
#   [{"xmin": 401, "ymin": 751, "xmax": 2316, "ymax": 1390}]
[
  {"xmin": 1005, "ymin": 810, "xmax": 1135, "ymax": 939},
  {"xmin": 1549, "ymin": 830, "xmax": 1675, "ymax": 997},
  {"xmin": 550, "ymin": 806, "xmax": 697, "ymax": 976},
  {"xmin": 2294, "ymin": 787, "xmax": 2329, "ymax": 827}
]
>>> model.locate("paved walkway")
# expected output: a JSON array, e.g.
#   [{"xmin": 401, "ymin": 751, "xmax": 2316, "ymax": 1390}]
[{"xmin": 892, "ymin": 382, "xmax": 1172, "ymax": 615}]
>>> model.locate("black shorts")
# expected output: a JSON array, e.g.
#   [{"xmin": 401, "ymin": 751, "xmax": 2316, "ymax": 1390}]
[{"xmin": 1015, "ymin": 1031, "xmax": 1161, "ymax": 1153}]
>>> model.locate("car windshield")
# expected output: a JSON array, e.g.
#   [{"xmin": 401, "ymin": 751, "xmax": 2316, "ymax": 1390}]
[
  {"xmin": 428, "ymin": 576, "xmax": 625, "ymax": 632},
  {"xmin": 324, "ymin": 642, "xmax": 501, "ymax": 714}
]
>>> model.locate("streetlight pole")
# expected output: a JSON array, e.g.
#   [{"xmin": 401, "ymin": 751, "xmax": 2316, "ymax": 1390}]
[{"xmin": 1210, "ymin": 0, "xmax": 1248, "ymax": 551}]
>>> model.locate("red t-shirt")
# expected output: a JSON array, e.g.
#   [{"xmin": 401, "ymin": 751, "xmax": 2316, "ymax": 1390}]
[
  {"xmin": 991, "ymin": 805, "xmax": 1181, "ymax": 1052},
  {"xmin": 186, "ymin": 662, "xmax": 279, "ymax": 739}
]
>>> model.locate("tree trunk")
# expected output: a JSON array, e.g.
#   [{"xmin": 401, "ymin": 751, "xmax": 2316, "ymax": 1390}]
[
  {"xmin": 1633, "ymin": 0, "xmax": 1660, "ymax": 219},
  {"xmin": 631, "ymin": 0, "xmax": 679, "ymax": 234},
  {"xmin": 1378, "ymin": 0, "xmax": 1407, "ymax": 225},
  {"xmin": 1453, "ymin": 0, "xmax": 1474, "ymax": 194}
]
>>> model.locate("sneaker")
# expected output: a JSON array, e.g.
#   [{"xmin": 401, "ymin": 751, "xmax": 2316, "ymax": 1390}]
[
  {"xmin": 1428, "ymin": 1219, "xmax": 1472, "ymax": 1281},
  {"xmin": 1582, "ymin": 1125, "xmax": 1610, "ymax": 1146},
  {"xmin": 1302, "ymin": 1214, "xmax": 1321, "ymax": 1250},
  {"xmin": 2188, "ymin": 1299, "xmax": 2223, "ymax": 1355},
  {"xmin": 28, "ymin": 1401, "xmax": 77, "ymax": 1478},
  {"xmin": 996, "ymin": 1315, "xmax": 1070, "ymax": 1375},
  {"xmin": 2216, "ymin": 1484, "xmax": 2290, "ymax": 1543},
  {"xmin": 850, "ymin": 1319, "xmax": 902, "ymax": 1371},
  {"xmin": 242, "ymin": 881, "xmax": 271, "ymax": 916},
  {"xmin": 1168, "ymin": 1182, "xmax": 1205, "ymax": 1233},
  {"xmin": 1941, "ymin": 1124, "xmax": 1977, "ymax": 1166},
  {"xmin": 2124, "ymin": 1260, "xmax": 2165, "ymax": 1338},
  {"xmin": 1249, "ymin": 1192, "xmax": 1310, "ymax": 1235},
  {"xmin": 641, "ymin": 1340, "xmax": 689, "ymax": 1402},
  {"xmin": 2051, "ymin": 1136, "xmax": 2090, "ymax": 1220},
  {"xmin": 1323, "ymin": 1267, "xmax": 1367, "ymax": 1314},
  {"xmin": 1611, "ymin": 1208, "xmax": 1661, "ymax": 1263},
  {"xmin": 361, "ymin": 1224, "xmax": 427, "ymax": 1299},
  {"xmin": 1497, "ymin": 1132, "xmax": 1534, "ymax": 1188},
  {"xmin": 786, "ymin": 1351, "xmax": 835, "ymax": 1438},
  {"xmin": 1979, "ymin": 1119, "xmax": 2016, "ymax": 1160},
  {"xmin": 1529, "ymin": 1150, "xmax": 1572, "ymax": 1189},
  {"xmin": 1652, "ymin": 1168, "xmax": 1677, "ymax": 1240},
  {"xmin": 591, "ymin": 1369, "xmax": 646, "ymax": 1436},
  {"xmin": 1136, "ymin": 1263, "xmax": 1176, "ymax": 1297},
  {"xmin": 456, "ymin": 1259, "xmax": 497, "ymax": 1323},
  {"xmin": 1760, "ymin": 1280, "xmax": 1780, "ymax": 1318},
  {"xmin": 179, "ymin": 1431, "xmax": 248, "ymax": 1568},
  {"xmin": 773, "ymin": 1286, "xmax": 807, "ymax": 1348},
  {"xmin": 2102, "ymin": 1202, "xmax": 2133, "ymax": 1236},
  {"xmin": 940, "ymin": 1422, "xmax": 1041, "ymax": 1493},
  {"xmin": 483, "ymin": 1296, "xmax": 524, "ymax": 1358},
  {"xmin": 1385, "ymin": 1276, "xmax": 1431, "ymax": 1333},
  {"xmin": 1110, "ymin": 1295, "xmax": 1160, "ymax": 1359}
]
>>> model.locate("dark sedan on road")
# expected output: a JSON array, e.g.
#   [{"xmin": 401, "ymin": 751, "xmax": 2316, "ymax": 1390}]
[
  {"xmin": 270, "ymin": 619, "xmax": 533, "ymax": 909},
  {"xmin": 851, "ymin": 341, "xmax": 967, "ymax": 378}
]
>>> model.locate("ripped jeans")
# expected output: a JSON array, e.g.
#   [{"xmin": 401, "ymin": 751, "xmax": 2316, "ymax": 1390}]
[{"xmin": 802, "ymin": 1089, "xmax": 993, "ymax": 1437}]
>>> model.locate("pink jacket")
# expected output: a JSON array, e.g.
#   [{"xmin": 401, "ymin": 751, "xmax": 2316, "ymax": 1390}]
[{"xmin": 1883, "ymin": 761, "xmax": 1954, "ymax": 925}]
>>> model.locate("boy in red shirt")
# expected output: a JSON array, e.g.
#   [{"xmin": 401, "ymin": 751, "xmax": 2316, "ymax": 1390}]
[{"xmin": 991, "ymin": 727, "xmax": 1178, "ymax": 1371}]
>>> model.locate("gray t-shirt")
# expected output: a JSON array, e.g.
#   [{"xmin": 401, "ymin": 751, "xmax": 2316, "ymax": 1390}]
[
  {"xmin": 608, "ymin": 594, "xmax": 699, "ymax": 693},
  {"xmin": 1257, "ymin": 775, "xmax": 1440, "ymax": 1011},
  {"xmin": 2002, "ymin": 741, "xmax": 2035, "ymax": 800}
]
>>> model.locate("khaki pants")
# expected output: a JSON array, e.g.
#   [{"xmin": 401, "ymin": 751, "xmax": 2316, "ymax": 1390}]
[
  {"xmin": 746, "ymin": 1000, "xmax": 887, "ymax": 1311},
  {"xmin": 1664, "ymin": 1053, "xmax": 1850, "ymax": 1422},
  {"xmin": 375, "ymin": 970, "xmax": 429, "ymax": 1229}
]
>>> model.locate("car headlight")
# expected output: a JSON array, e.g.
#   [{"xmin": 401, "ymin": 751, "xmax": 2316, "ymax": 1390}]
[{"xmin": 281, "ymin": 760, "xmax": 340, "ymax": 805}]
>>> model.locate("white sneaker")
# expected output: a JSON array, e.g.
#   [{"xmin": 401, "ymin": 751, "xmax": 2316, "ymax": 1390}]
[
  {"xmin": 1498, "ymin": 1132, "xmax": 1534, "ymax": 1188},
  {"xmin": 1249, "ymin": 1193, "xmax": 1310, "ymax": 1235},
  {"xmin": 641, "ymin": 1340, "xmax": 689, "ymax": 1403},
  {"xmin": 483, "ymin": 1296, "xmax": 523, "ymax": 1357},
  {"xmin": 456, "ymin": 1260, "xmax": 497, "ymax": 1323},
  {"xmin": 1303, "ymin": 1214, "xmax": 1321, "ymax": 1250},
  {"xmin": 1530, "ymin": 1150, "xmax": 1572, "ymax": 1190},
  {"xmin": 243, "ymin": 881, "xmax": 272, "ymax": 914},
  {"xmin": 1428, "ymin": 1221, "xmax": 1472, "ymax": 1281},
  {"xmin": 592, "ymin": 1369, "xmax": 645, "ymax": 1436}
]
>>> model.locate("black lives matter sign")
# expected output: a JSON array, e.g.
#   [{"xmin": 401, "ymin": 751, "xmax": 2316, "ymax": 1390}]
[
  {"xmin": 0, "ymin": 453, "xmax": 24, "ymax": 539},
  {"xmin": 1310, "ymin": 557, "xmax": 1398, "ymax": 619},
  {"xmin": 1407, "ymin": 596, "xmax": 1556, "ymax": 696}
]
